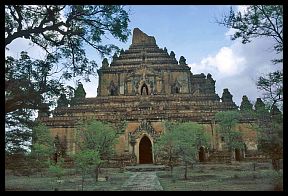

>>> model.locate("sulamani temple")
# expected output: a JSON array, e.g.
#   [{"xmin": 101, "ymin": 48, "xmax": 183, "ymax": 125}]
[{"xmin": 38, "ymin": 28, "xmax": 258, "ymax": 165}]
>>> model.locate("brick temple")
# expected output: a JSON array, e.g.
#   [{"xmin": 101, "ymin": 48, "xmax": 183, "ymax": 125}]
[{"xmin": 38, "ymin": 28, "xmax": 257, "ymax": 164}]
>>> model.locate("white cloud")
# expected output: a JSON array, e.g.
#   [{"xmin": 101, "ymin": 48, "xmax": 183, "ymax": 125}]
[
  {"xmin": 189, "ymin": 34, "xmax": 282, "ymax": 107},
  {"xmin": 189, "ymin": 46, "xmax": 246, "ymax": 78},
  {"xmin": 5, "ymin": 38, "xmax": 46, "ymax": 60}
]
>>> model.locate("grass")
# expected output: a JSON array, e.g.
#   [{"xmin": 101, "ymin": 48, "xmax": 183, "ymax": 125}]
[
  {"xmin": 5, "ymin": 162, "xmax": 283, "ymax": 191},
  {"xmin": 5, "ymin": 168, "xmax": 132, "ymax": 191},
  {"xmin": 156, "ymin": 163, "xmax": 283, "ymax": 191}
]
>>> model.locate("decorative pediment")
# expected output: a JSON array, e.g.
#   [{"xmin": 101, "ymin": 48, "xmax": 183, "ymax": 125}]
[
  {"xmin": 134, "ymin": 65, "xmax": 158, "ymax": 78},
  {"xmin": 131, "ymin": 120, "xmax": 158, "ymax": 138}
]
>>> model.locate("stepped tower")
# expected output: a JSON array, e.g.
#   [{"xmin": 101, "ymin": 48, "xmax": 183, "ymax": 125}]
[{"xmin": 38, "ymin": 28, "xmax": 257, "ymax": 165}]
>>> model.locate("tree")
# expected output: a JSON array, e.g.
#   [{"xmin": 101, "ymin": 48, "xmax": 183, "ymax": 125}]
[
  {"xmin": 75, "ymin": 120, "xmax": 117, "ymax": 182},
  {"xmin": 5, "ymin": 5, "xmax": 130, "ymax": 56},
  {"xmin": 74, "ymin": 150, "xmax": 101, "ymax": 191},
  {"xmin": 5, "ymin": 52, "xmax": 63, "ymax": 154},
  {"xmin": 53, "ymin": 134, "xmax": 67, "ymax": 163},
  {"xmin": 155, "ymin": 121, "xmax": 209, "ymax": 179},
  {"xmin": 254, "ymin": 102, "xmax": 283, "ymax": 171},
  {"xmin": 256, "ymin": 70, "xmax": 283, "ymax": 110},
  {"xmin": 217, "ymin": 5, "xmax": 283, "ymax": 109},
  {"xmin": 5, "ymin": 5, "xmax": 131, "ymax": 152},
  {"xmin": 154, "ymin": 121, "xmax": 179, "ymax": 176},
  {"xmin": 30, "ymin": 123, "xmax": 54, "ymax": 174},
  {"xmin": 215, "ymin": 111, "xmax": 244, "ymax": 162},
  {"xmin": 48, "ymin": 157, "xmax": 65, "ymax": 191},
  {"xmin": 217, "ymin": 5, "xmax": 282, "ymax": 61}
]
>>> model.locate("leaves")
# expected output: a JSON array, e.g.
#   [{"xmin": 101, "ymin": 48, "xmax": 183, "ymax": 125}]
[
  {"xmin": 215, "ymin": 111, "xmax": 244, "ymax": 150},
  {"xmin": 256, "ymin": 70, "xmax": 283, "ymax": 110},
  {"xmin": 75, "ymin": 120, "xmax": 117, "ymax": 159},
  {"xmin": 5, "ymin": 5, "xmax": 130, "ymax": 153},
  {"xmin": 74, "ymin": 150, "xmax": 101, "ymax": 172},
  {"xmin": 155, "ymin": 121, "xmax": 210, "ymax": 164},
  {"xmin": 218, "ymin": 5, "xmax": 283, "ymax": 62}
]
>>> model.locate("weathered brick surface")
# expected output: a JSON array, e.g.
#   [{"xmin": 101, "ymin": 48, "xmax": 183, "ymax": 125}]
[{"xmin": 38, "ymin": 28, "xmax": 258, "ymax": 164}]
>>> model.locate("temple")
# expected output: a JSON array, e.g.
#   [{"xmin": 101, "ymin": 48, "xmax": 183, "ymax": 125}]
[{"xmin": 38, "ymin": 28, "xmax": 257, "ymax": 165}]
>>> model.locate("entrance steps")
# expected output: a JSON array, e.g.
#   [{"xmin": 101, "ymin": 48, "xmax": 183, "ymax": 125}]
[{"xmin": 125, "ymin": 164, "xmax": 169, "ymax": 172}]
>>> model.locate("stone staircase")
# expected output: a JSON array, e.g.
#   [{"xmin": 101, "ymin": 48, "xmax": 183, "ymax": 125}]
[
  {"xmin": 125, "ymin": 164, "xmax": 169, "ymax": 172},
  {"xmin": 243, "ymin": 151, "xmax": 270, "ymax": 162},
  {"xmin": 207, "ymin": 151, "xmax": 232, "ymax": 163}
]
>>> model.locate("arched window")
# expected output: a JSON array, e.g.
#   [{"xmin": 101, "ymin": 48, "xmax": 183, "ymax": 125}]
[{"xmin": 141, "ymin": 83, "xmax": 149, "ymax": 95}]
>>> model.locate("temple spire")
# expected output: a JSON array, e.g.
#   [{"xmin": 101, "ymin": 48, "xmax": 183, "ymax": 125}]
[{"xmin": 132, "ymin": 28, "xmax": 156, "ymax": 46}]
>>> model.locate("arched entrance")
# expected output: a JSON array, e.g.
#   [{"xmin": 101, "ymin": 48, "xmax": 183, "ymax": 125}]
[
  {"xmin": 141, "ymin": 83, "xmax": 149, "ymax": 95},
  {"xmin": 235, "ymin": 148, "xmax": 241, "ymax": 161},
  {"xmin": 199, "ymin": 146, "xmax": 205, "ymax": 162},
  {"xmin": 139, "ymin": 136, "xmax": 153, "ymax": 164}
]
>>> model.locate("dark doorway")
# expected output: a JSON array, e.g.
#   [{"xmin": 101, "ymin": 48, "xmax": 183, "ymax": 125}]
[
  {"xmin": 141, "ymin": 83, "xmax": 149, "ymax": 95},
  {"xmin": 139, "ymin": 136, "xmax": 153, "ymax": 164},
  {"xmin": 235, "ymin": 148, "xmax": 241, "ymax": 161},
  {"xmin": 110, "ymin": 88, "xmax": 116, "ymax": 96},
  {"xmin": 199, "ymin": 146, "xmax": 205, "ymax": 162},
  {"xmin": 175, "ymin": 87, "xmax": 180, "ymax": 93}
]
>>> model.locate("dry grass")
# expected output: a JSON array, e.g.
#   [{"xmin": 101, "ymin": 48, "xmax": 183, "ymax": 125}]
[
  {"xmin": 5, "ymin": 162, "xmax": 283, "ymax": 191},
  {"xmin": 156, "ymin": 163, "xmax": 283, "ymax": 191}
]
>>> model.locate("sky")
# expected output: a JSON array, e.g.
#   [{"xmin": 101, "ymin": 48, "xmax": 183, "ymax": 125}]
[{"xmin": 6, "ymin": 5, "xmax": 283, "ymax": 107}]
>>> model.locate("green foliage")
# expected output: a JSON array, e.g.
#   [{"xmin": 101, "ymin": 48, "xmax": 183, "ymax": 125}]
[
  {"xmin": 5, "ymin": 5, "xmax": 131, "ymax": 57},
  {"xmin": 30, "ymin": 123, "xmax": 54, "ymax": 172},
  {"xmin": 32, "ymin": 123, "xmax": 53, "ymax": 146},
  {"xmin": 53, "ymin": 134, "xmax": 67, "ymax": 158},
  {"xmin": 254, "ymin": 104, "xmax": 283, "ymax": 171},
  {"xmin": 5, "ymin": 5, "xmax": 131, "ymax": 153},
  {"xmin": 48, "ymin": 158, "xmax": 65, "ymax": 180},
  {"xmin": 256, "ymin": 70, "xmax": 283, "ymax": 110},
  {"xmin": 155, "ymin": 121, "xmax": 210, "ymax": 178},
  {"xmin": 75, "ymin": 120, "xmax": 117, "ymax": 159},
  {"xmin": 74, "ymin": 149, "xmax": 101, "ymax": 188},
  {"xmin": 5, "ymin": 126, "xmax": 32, "ymax": 154},
  {"xmin": 218, "ymin": 5, "xmax": 283, "ymax": 111},
  {"xmin": 75, "ymin": 120, "xmax": 117, "ymax": 183},
  {"xmin": 74, "ymin": 150, "xmax": 101, "ymax": 172},
  {"xmin": 215, "ymin": 111, "xmax": 244, "ymax": 151}
]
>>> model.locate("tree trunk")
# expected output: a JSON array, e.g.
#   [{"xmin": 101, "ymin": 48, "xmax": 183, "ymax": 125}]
[
  {"xmin": 184, "ymin": 163, "xmax": 188, "ymax": 180},
  {"xmin": 169, "ymin": 154, "xmax": 173, "ymax": 177},
  {"xmin": 170, "ymin": 165, "xmax": 173, "ymax": 177},
  {"xmin": 81, "ymin": 175, "xmax": 84, "ymax": 191},
  {"xmin": 229, "ymin": 148, "xmax": 233, "ymax": 164},
  {"xmin": 95, "ymin": 165, "xmax": 100, "ymax": 182}
]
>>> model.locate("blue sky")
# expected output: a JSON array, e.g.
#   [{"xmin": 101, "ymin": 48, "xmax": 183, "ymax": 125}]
[{"xmin": 6, "ymin": 5, "xmax": 282, "ymax": 107}]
